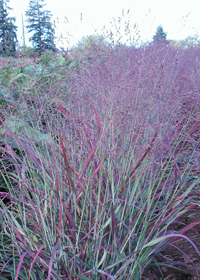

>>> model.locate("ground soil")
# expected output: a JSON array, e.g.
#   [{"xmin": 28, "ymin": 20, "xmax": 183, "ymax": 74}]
[{"xmin": 143, "ymin": 198, "xmax": 200, "ymax": 280}]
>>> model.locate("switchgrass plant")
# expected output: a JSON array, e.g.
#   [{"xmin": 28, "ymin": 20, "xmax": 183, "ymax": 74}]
[{"xmin": 0, "ymin": 39, "xmax": 200, "ymax": 279}]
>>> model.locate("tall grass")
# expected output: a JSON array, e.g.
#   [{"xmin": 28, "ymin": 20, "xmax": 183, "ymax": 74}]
[{"xmin": 0, "ymin": 38, "xmax": 200, "ymax": 279}]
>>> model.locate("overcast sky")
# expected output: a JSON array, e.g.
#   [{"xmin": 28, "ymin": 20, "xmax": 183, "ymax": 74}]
[{"xmin": 8, "ymin": 0, "xmax": 200, "ymax": 49}]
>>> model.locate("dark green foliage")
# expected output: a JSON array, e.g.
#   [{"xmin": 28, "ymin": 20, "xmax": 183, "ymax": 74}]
[
  {"xmin": 25, "ymin": 0, "xmax": 57, "ymax": 54},
  {"xmin": 153, "ymin": 25, "xmax": 167, "ymax": 43},
  {"xmin": 0, "ymin": 0, "xmax": 17, "ymax": 56}
]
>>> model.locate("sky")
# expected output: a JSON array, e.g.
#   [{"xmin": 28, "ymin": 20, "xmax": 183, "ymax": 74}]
[{"xmin": 8, "ymin": 0, "xmax": 200, "ymax": 49}]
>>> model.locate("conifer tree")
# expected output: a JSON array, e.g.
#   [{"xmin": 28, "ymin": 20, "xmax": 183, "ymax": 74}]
[
  {"xmin": 25, "ymin": 0, "xmax": 56, "ymax": 54},
  {"xmin": 0, "ymin": 0, "xmax": 18, "ymax": 56}
]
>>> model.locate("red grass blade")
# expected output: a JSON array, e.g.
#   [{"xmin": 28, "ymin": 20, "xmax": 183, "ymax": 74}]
[
  {"xmin": 46, "ymin": 244, "xmax": 60, "ymax": 280},
  {"xmin": 84, "ymin": 124, "xmax": 94, "ymax": 149},
  {"xmin": 179, "ymin": 222, "xmax": 200, "ymax": 235},
  {"xmin": 78, "ymin": 119, "xmax": 112, "ymax": 180},
  {"xmin": 59, "ymin": 132, "xmax": 74, "ymax": 193},
  {"xmin": 91, "ymin": 99, "xmax": 102, "ymax": 131},
  {"xmin": 91, "ymin": 154, "xmax": 109, "ymax": 181},
  {"xmin": 61, "ymin": 198, "xmax": 77, "ymax": 242},
  {"xmin": 58, "ymin": 201, "xmax": 63, "ymax": 233},
  {"xmin": 124, "ymin": 128, "xmax": 159, "ymax": 189},
  {"xmin": 78, "ymin": 141, "xmax": 99, "ymax": 180},
  {"xmin": 58, "ymin": 103, "xmax": 87, "ymax": 147},
  {"xmin": 175, "ymin": 120, "xmax": 200, "ymax": 155},
  {"xmin": 29, "ymin": 244, "xmax": 45, "ymax": 280},
  {"xmin": 15, "ymin": 251, "xmax": 28, "ymax": 280}
]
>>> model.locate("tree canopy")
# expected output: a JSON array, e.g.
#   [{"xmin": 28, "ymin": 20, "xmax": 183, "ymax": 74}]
[
  {"xmin": 0, "ymin": 0, "xmax": 18, "ymax": 56},
  {"xmin": 153, "ymin": 25, "xmax": 167, "ymax": 43},
  {"xmin": 25, "ymin": 0, "xmax": 56, "ymax": 54}
]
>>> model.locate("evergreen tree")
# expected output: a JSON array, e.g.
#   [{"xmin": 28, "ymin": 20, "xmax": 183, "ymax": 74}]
[
  {"xmin": 25, "ymin": 0, "xmax": 56, "ymax": 54},
  {"xmin": 0, "ymin": 0, "xmax": 18, "ymax": 56},
  {"xmin": 153, "ymin": 25, "xmax": 167, "ymax": 43}
]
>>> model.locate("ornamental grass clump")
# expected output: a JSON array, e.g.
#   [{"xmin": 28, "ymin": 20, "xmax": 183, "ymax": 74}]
[{"xmin": 0, "ymin": 33, "xmax": 200, "ymax": 279}]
